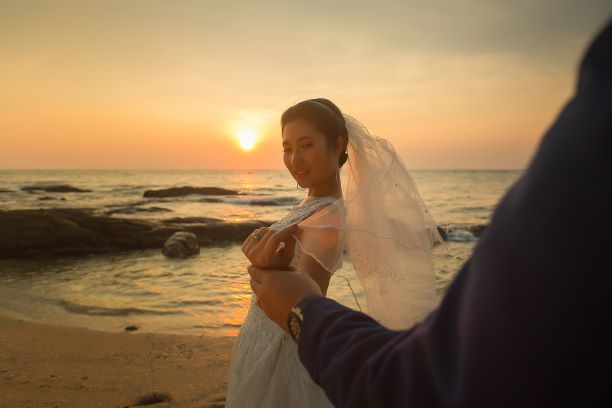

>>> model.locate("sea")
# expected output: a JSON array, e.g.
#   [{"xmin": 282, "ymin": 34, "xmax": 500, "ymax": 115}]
[{"xmin": 0, "ymin": 169, "xmax": 522, "ymax": 336}]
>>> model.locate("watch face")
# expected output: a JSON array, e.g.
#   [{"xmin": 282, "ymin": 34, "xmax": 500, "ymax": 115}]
[{"xmin": 288, "ymin": 311, "xmax": 302, "ymax": 342}]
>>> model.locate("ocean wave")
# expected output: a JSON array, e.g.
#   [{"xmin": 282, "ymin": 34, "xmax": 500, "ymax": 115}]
[
  {"xmin": 245, "ymin": 196, "xmax": 299, "ymax": 206},
  {"xmin": 198, "ymin": 196, "xmax": 299, "ymax": 207},
  {"xmin": 139, "ymin": 191, "xmax": 300, "ymax": 207},
  {"xmin": 251, "ymin": 187, "xmax": 292, "ymax": 192},
  {"xmin": 113, "ymin": 184, "xmax": 147, "ymax": 189},
  {"xmin": 230, "ymin": 196, "xmax": 299, "ymax": 206},
  {"xmin": 59, "ymin": 299, "xmax": 180, "ymax": 317},
  {"xmin": 460, "ymin": 206, "xmax": 490, "ymax": 212},
  {"xmin": 176, "ymin": 299, "xmax": 222, "ymax": 306}
]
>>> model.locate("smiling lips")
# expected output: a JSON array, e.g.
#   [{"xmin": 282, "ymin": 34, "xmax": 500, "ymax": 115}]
[{"xmin": 294, "ymin": 170, "xmax": 309, "ymax": 179}]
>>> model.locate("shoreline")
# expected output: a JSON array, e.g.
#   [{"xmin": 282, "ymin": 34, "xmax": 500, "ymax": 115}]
[{"xmin": 0, "ymin": 313, "xmax": 235, "ymax": 408}]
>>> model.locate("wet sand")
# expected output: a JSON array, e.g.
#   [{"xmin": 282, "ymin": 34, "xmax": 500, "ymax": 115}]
[{"xmin": 0, "ymin": 315, "xmax": 234, "ymax": 408}]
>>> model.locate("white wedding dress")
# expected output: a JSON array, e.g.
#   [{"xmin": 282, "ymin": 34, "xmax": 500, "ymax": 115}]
[{"xmin": 226, "ymin": 196, "xmax": 342, "ymax": 408}]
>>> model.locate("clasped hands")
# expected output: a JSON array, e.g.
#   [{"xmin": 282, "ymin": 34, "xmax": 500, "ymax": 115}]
[
  {"xmin": 242, "ymin": 224, "xmax": 323, "ymax": 331},
  {"xmin": 242, "ymin": 224, "xmax": 299, "ymax": 270}
]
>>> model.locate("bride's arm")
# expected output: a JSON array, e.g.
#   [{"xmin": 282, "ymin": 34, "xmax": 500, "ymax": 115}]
[
  {"xmin": 293, "ymin": 203, "xmax": 342, "ymax": 296},
  {"xmin": 294, "ymin": 244, "xmax": 335, "ymax": 296}
]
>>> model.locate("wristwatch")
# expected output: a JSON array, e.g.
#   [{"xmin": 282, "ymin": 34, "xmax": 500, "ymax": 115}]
[{"xmin": 287, "ymin": 306, "xmax": 304, "ymax": 343}]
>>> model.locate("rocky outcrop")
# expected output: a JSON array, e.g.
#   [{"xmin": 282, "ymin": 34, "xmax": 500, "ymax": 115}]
[
  {"xmin": 162, "ymin": 216, "xmax": 223, "ymax": 224},
  {"xmin": 143, "ymin": 186, "xmax": 239, "ymax": 198},
  {"xmin": 105, "ymin": 206, "xmax": 172, "ymax": 216},
  {"xmin": 247, "ymin": 197, "xmax": 300, "ymax": 207},
  {"xmin": 37, "ymin": 196, "xmax": 67, "ymax": 201},
  {"xmin": 162, "ymin": 231, "xmax": 200, "ymax": 258},
  {"xmin": 0, "ymin": 208, "xmax": 269, "ymax": 259},
  {"xmin": 21, "ymin": 184, "xmax": 92, "ymax": 193},
  {"xmin": 436, "ymin": 226, "xmax": 447, "ymax": 241},
  {"xmin": 130, "ymin": 392, "xmax": 173, "ymax": 406}
]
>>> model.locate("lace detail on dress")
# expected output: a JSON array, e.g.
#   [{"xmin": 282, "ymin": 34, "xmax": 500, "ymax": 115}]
[
  {"xmin": 226, "ymin": 196, "xmax": 341, "ymax": 408},
  {"xmin": 270, "ymin": 196, "xmax": 338, "ymax": 231}
]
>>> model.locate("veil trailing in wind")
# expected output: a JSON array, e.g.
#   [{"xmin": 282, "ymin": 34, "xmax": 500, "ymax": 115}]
[{"xmin": 294, "ymin": 114, "xmax": 444, "ymax": 330}]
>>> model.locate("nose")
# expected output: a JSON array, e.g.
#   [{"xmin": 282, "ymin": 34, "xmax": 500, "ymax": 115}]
[{"xmin": 289, "ymin": 149, "xmax": 301, "ymax": 167}]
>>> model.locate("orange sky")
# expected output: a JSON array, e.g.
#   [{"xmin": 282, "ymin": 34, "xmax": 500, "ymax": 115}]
[{"xmin": 1, "ymin": 1, "xmax": 610, "ymax": 169}]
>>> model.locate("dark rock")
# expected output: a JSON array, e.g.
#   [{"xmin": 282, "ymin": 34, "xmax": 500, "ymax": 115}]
[
  {"xmin": 250, "ymin": 200, "xmax": 283, "ymax": 206},
  {"xmin": 21, "ymin": 184, "xmax": 91, "ymax": 193},
  {"xmin": 124, "ymin": 325, "xmax": 139, "ymax": 332},
  {"xmin": 143, "ymin": 186, "xmax": 239, "ymax": 198},
  {"xmin": 130, "ymin": 391, "xmax": 172, "ymax": 405},
  {"xmin": 0, "ymin": 208, "xmax": 269, "ymax": 259},
  {"xmin": 436, "ymin": 226, "xmax": 447, "ymax": 241},
  {"xmin": 38, "ymin": 196, "xmax": 57, "ymax": 201},
  {"xmin": 105, "ymin": 206, "xmax": 172, "ymax": 216},
  {"xmin": 162, "ymin": 231, "xmax": 200, "ymax": 258},
  {"xmin": 161, "ymin": 216, "xmax": 222, "ymax": 224},
  {"xmin": 0, "ymin": 188, "xmax": 14, "ymax": 193}
]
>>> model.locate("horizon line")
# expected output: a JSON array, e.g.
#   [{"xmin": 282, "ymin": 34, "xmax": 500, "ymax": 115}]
[{"xmin": 0, "ymin": 167, "xmax": 526, "ymax": 172}]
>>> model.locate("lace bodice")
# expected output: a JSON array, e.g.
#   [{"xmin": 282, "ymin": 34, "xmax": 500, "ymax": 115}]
[
  {"xmin": 269, "ymin": 195, "xmax": 338, "ymax": 231},
  {"xmin": 271, "ymin": 195, "xmax": 343, "ymax": 272}
]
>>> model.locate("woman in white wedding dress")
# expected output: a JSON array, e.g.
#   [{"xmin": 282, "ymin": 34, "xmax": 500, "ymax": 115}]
[
  {"xmin": 226, "ymin": 98, "xmax": 346, "ymax": 407},
  {"xmin": 226, "ymin": 98, "xmax": 443, "ymax": 407}
]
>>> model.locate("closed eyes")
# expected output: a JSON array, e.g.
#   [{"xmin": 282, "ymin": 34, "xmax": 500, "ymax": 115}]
[{"xmin": 282, "ymin": 144, "xmax": 313, "ymax": 153}]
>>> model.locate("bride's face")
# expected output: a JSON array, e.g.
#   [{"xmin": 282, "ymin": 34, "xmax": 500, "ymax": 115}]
[{"xmin": 282, "ymin": 119, "xmax": 340, "ymax": 189}]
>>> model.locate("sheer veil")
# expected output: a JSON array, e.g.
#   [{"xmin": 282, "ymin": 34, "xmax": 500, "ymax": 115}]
[{"xmin": 294, "ymin": 114, "xmax": 444, "ymax": 330}]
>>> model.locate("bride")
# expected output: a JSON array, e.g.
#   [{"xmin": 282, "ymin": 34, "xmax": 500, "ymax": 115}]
[{"xmin": 226, "ymin": 98, "xmax": 442, "ymax": 407}]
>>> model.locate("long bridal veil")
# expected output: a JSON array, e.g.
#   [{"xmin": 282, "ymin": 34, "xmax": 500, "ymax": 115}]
[{"xmin": 294, "ymin": 114, "xmax": 444, "ymax": 330}]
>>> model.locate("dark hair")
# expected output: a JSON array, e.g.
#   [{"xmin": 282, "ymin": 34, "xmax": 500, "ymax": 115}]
[{"xmin": 280, "ymin": 98, "xmax": 349, "ymax": 167}]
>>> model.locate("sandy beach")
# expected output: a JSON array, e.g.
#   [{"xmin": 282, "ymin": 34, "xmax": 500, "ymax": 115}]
[{"xmin": 0, "ymin": 315, "xmax": 234, "ymax": 408}]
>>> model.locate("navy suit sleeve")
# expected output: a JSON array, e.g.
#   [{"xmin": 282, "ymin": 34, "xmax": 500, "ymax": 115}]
[{"xmin": 297, "ymin": 19, "xmax": 612, "ymax": 408}]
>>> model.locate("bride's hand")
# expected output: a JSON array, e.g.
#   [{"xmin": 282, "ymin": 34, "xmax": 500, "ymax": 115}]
[{"xmin": 242, "ymin": 224, "xmax": 299, "ymax": 269}]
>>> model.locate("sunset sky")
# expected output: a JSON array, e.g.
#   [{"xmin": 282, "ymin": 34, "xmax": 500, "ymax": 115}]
[{"xmin": 1, "ymin": 1, "xmax": 610, "ymax": 170}]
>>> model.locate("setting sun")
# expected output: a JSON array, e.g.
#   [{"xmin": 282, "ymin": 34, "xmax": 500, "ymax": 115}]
[{"xmin": 237, "ymin": 128, "xmax": 257, "ymax": 150}]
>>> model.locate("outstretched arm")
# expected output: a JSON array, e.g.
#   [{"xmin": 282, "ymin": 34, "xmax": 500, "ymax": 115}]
[{"xmin": 296, "ymin": 271, "xmax": 463, "ymax": 408}]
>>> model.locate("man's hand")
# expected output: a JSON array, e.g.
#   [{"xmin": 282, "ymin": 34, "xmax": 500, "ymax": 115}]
[
  {"xmin": 242, "ymin": 225, "xmax": 298, "ymax": 270},
  {"xmin": 248, "ymin": 265, "xmax": 323, "ymax": 331}
]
